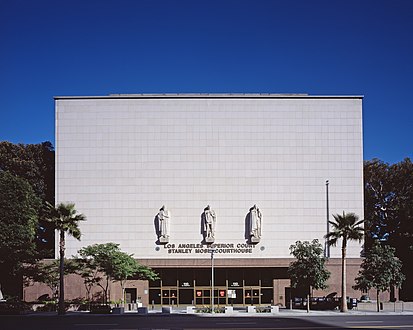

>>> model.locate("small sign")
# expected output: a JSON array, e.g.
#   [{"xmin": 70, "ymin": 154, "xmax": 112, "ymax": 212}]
[
  {"xmin": 219, "ymin": 290, "xmax": 226, "ymax": 297},
  {"xmin": 227, "ymin": 290, "xmax": 236, "ymax": 298},
  {"xmin": 181, "ymin": 282, "xmax": 190, "ymax": 287},
  {"xmin": 196, "ymin": 291, "xmax": 202, "ymax": 297}
]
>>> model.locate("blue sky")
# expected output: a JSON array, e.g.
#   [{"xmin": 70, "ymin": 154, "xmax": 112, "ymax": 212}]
[{"xmin": 1, "ymin": 0, "xmax": 412, "ymax": 164}]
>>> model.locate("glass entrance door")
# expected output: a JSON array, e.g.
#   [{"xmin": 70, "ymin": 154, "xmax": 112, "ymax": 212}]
[
  {"xmin": 161, "ymin": 288, "xmax": 178, "ymax": 306},
  {"xmin": 194, "ymin": 288, "xmax": 228, "ymax": 306},
  {"xmin": 149, "ymin": 267, "xmax": 278, "ymax": 307},
  {"xmin": 244, "ymin": 288, "xmax": 260, "ymax": 305},
  {"xmin": 195, "ymin": 288, "xmax": 210, "ymax": 305}
]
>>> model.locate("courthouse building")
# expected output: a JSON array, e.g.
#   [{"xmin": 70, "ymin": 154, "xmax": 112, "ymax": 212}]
[{"xmin": 26, "ymin": 94, "xmax": 364, "ymax": 306}]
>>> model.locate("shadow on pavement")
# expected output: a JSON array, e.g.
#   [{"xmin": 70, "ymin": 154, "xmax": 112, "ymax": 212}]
[{"xmin": 0, "ymin": 313, "xmax": 370, "ymax": 330}]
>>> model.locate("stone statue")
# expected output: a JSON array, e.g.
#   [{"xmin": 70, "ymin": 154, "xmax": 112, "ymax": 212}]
[
  {"xmin": 158, "ymin": 205, "xmax": 170, "ymax": 243},
  {"xmin": 203, "ymin": 205, "xmax": 216, "ymax": 243},
  {"xmin": 249, "ymin": 204, "xmax": 262, "ymax": 243}
]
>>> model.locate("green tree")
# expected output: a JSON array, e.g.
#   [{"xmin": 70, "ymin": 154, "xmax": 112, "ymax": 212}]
[
  {"xmin": 288, "ymin": 239, "xmax": 330, "ymax": 306},
  {"xmin": 111, "ymin": 250, "xmax": 158, "ymax": 306},
  {"xmin": 364, "ymin": 158, "xmax": 413, "ymax": 300},
  {"xmin": 0, "ymin": 141, "xmax": 55, "ymax": 254},
  {"xmin": 0, "ymin": 171, "xmax": 41, "ymax": 296},
  {"xmin": 389, "ymin": 159, "xmax": 413, "ymax": 300},
  {"xmin": 325, "ymin": 212, "xmax": 364, "ymax": 312},
  {"xmin": 0, "ymin": 141, "xmax": 54, "ymax": 202},
  {"xmin": 78, "ymin": 243, "xmax": 158, "ymax": 305},
  {"xmin": 78, "ymin": 243, "xmax": 119, "ymax": 304},
  {"xmin": 24, "ymin": 259, "xmax": 79, "ymax": 303},
  {"xmin": 73, "ymin": 257, "xmax": 103, "ymax": 306},
  {"xmin": 364, "ymin": 159, "xmax": 394, "ymax": 245},
  {"xmin": 45, "ymin": 202, "xmax": 86, "ymax": 315},
  {"xmin": 353, "ymin": 241, "xmax": 405, "ymax": 312}
]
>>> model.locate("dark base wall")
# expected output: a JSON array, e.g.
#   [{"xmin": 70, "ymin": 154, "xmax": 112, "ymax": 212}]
[{"xmin": 23, "ymin": 257, "xmax": 391, "ymax": 306}]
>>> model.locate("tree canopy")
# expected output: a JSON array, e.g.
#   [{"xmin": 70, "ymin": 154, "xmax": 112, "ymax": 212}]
[
  {"xmin": 364, "ymin": 158, "xmax": 413, "ymax": 300},
  {"xmin": 0, "ymin": 141, "xmax": 54, "ymax": 204},
  {"xmin": 354, "ymin": 241, "xmax": 405, "ymax": 312},
  {"xmin": 0, "ymin": 141, "xmax": 55, "ymax": 253},
  {"xmin": 0, "ymin": 171, "xmax": 41, "ymax": 274},
  {"xmin": 77, "ymin": 243, "xmax": 158, "ymax": 304},
  {"xmin": 288, "ymin": 239, "xmax": 330, "ymax": 293}
]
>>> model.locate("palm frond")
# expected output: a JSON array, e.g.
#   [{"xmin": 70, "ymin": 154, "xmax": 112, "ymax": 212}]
[
  {"xmin": 44, "ymin": 202, "xmax": 86, "ymax": 240},
  {"xmin": 328, "ymin": 211, "xmax": 364, "ymax": 246}
]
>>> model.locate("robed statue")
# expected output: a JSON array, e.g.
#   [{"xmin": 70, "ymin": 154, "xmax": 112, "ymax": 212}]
[
  {"xmin": 157, "ymin": 205, "xmax": 170, "ymax": 243},
  {"xmin": 202, "ymin": 205, "xmax": 216, "ymax": 243},
  {"xmin": 249, "ymin": 204, "xmax": 262, "ymax": 243}
]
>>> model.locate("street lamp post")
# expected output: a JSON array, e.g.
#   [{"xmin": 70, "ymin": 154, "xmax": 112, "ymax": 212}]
[
  {"xmin": 325, "ymin": 180, "xmax": 330, "ymax": 258},
  {"xmin": 209, "ymin": 247, "xmax": 216, "ymax": 313}
]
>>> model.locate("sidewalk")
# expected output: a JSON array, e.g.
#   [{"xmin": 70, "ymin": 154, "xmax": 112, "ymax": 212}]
[
  {"xmin": 143, "ymin": 306, "xmax": 413, "ymax": 317},
  {"xmin": 11, "ymin": 307, "xmax": 413, "ymax": 317}
]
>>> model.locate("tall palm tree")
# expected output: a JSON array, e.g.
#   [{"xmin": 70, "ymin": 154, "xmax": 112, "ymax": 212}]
[
  {"xmin": 325, "ymin": 211, "xmax": 364, "ymax": 312},
  {"xmin": 45, "ymin": 202, "xmax": 86, "ymax": 315}
]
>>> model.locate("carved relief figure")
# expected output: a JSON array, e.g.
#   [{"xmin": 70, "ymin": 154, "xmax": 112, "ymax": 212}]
[
  {"xmin": 203, "ymin": 205, "xmax": 216, "ymax": 242},
  {"xmin": 157, "ymin": 205, "xmax": 170, "ymax": 243},
  {"xmin": 249, "ymin": 204, "xmax": 262, "ymax": 242}
]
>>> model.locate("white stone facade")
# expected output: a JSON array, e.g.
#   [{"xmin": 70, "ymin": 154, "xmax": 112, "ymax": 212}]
[{"xmin": 55, "ymin": 95, "xmax": 364, "ymax": 260}]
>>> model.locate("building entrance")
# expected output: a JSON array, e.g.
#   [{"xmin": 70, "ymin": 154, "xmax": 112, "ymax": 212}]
[
  {"xmin": 125, "ymin": 288, "xmax": 137, "ymax": 304},
  {"xmin": 194, "ymin": 288, "xmax": 227, "ymax": 306},
  {"xmin": 161, "ymin": 288, "xmax": 178, "ymax": 306},
  {"xmin": 149, "ymin": 267, "xmax": 288, "ymax": 306}
]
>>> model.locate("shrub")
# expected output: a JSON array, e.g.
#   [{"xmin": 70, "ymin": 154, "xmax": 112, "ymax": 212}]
[
  {"xmin": 0, "ymin": 297, "xmax": 33, "ymax": 315},
  {"xmin": 90, "ymin": 304, "xmax": 112, "ymax": 314}
]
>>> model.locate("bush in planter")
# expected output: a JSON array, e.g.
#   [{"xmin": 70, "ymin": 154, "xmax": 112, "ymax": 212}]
[
  {"xmin": 195, "ymin": 306, "xmax": 225, "ymax": 313},
  {"xmin": 0, "ymin": 297, "xmax": 33, "ymax": 315},
  {"xmin": 90, "ymin": 304, "xmax": 112, "ymax": 314},
  {"xmin": 35, "ymin": 300, "xmax": 74, "ymax": 312},
  {"xmin": 67, "ymin": 297, "xmax": 90, "ymax": 311},
  {"xmin": 256, "ymin": 306, "xmax": 271, "ymax": 313},
  {"xmin": 36, "ymin": 301, "xmax": 57, "ymax": 312}
]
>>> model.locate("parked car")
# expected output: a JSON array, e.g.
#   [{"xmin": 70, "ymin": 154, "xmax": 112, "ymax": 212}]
[
  {"xmin": 287, "ymin": 296, "xmax": 357, "ymax": 310},
  {"xmin": 359, "ymin": 295, "xmax": 371, "ymax": 303}
]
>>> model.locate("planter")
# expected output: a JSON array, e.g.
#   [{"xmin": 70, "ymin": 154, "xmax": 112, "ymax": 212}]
[
  {"xmin": 112, "ymin": 307, "xmax": 124, "ymax": 314},
  {"xmin": 162, "ymin": 306, "xmax": 172, "ymax": 314},
  {"xmin": 137, "ymin": 307, "xmax": 148, "ymax": 314},
  {"xmin": 186, "ymin": 306, "xmax": 195, "ymax": 314},
  {"xmin": 247, "ymin": 306, "xmax": 256, "ymax": 313},
  {"xmin": 0, "ymin": 301, "xmax": 32, "ymax": 315},
  {"xmin": 225, "ymin": 306, "xmax": 233, "ymax": 314},
  {"xmin": 90, "ymin": 305, "xmax": 112, "ymax": 314},
  {"xmin": 271, "ymin": 306, "xmax": 279, "ymax": 313}
]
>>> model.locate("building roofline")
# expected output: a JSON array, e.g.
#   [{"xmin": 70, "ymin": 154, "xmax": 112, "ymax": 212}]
[{"xmin": 54, "ymin": 93, "xmax": 364, "ymax": 100}]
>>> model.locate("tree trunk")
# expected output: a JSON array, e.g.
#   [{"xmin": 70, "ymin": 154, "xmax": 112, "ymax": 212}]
[
  {"xmin": 58, "ymin": 230, "xmax": 65, "ymax": 315},
  {"xmin": 101, "ymin": 276, "xmax": 110, "ymax": 304},
  {"xmin": 97, "ymin": 282, "xmax": 108, "ymax": 305},
  {"xmin": 377, "ymin": 289, "xmax": 380, "ymax": 312},
  {"xmin": 86, "ymin": 286, "xmax": 91, "ymax": 311},
  {"xmin": 341, "ymin": 241, "xmax": 348, "ymax": 312},
  {"xmin": 121, "ymin": 281, "xmax": 125, "ymax": 308}
]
